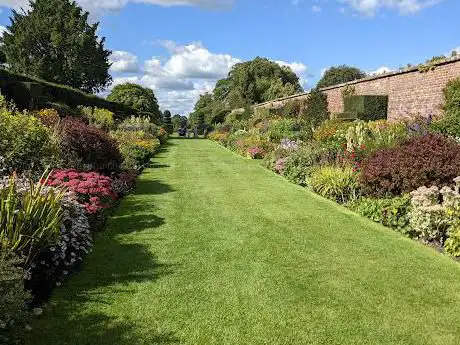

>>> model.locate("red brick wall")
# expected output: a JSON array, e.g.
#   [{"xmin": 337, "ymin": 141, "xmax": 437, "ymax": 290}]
[{"xmin": 320, "ymin": 58, "xmax": 460, "ymax": 121}]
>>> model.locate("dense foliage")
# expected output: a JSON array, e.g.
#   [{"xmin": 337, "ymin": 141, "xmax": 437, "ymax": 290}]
[
  {"xmin": 107, "ymin": 83, "xmax": 162, "ymax": 123},
  {"xmin": 0, "ymin": 253, "xmax": 30, "ymax": 344},
  {"xmin": 0, "ymin": 107, "xmax": 58, "ymax": 173},
  {"xmin": 360, "ymin": 134, "xmax": 460, "ymax": 196},
  {"xmin": 58, "ymin": 118, "xmax": 122, "ymax": 174},
  {"xmin": 316, "ymin": 65, "xmax": 367, "ymax": 89},
  {"xmin": 1, "ymin": 0, "xmax": 111, "ymax": 93}
]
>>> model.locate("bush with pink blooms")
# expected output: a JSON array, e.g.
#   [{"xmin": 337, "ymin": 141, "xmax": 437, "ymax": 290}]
[
  {"xmin": 45, "ymin": 169, "xmax": 118, "ymax": 214},
  {"xmin": 247, "ymin": 147, "xmax": 265, "ymax": 159}
]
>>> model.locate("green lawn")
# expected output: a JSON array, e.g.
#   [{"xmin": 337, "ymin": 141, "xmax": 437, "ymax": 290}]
[{"xmin": 29, "ymin": 138, "xmax": 460, "ymax": 345}]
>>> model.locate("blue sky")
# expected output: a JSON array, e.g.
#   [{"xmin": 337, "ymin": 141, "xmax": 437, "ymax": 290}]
[{"xmin": 0, "ymin": 0, "xmax": 458, "ymax": 114}]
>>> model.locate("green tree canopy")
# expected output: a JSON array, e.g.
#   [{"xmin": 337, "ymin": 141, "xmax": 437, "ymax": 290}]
[
  {"xmin": 1, "ymin": 0, "xmax": 111, "ymax": 93},
  {"xmin": 172, "ymin": 114, "xmax": 188, "ymax": 131},
  {"xmin": 214, "ymin": 57, "xmax": 303, "ymax": 108},
  {"xmin": 316, "ymin": 65, "xmax": 367, "ymax": 89},
  {"xmin": 190, "ymin": 57, "xmax": 304, "ymax": 126},
  {"xmin": 107, "ymin": 83, "xmax": 162, "ymax": 123}
]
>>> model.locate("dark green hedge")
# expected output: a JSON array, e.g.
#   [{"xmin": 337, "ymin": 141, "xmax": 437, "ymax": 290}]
[
  {"xmin": 0, "ymin": 69, "xmax": 136, "ymax": 119},
  {"xmin": 343, "ymin": 95, "xmax": 388, "ymax": 121}
]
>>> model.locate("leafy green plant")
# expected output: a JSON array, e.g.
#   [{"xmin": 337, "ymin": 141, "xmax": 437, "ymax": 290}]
[
  {"xmin": 301, "ymin": 90, "xmax": 329, "ymax": 128},
  {"xmin": 445, "ymin": 227, "xmax": 460, "ymax": 257},
  {"xmin": 0, "ymin": 173, "xmax": 64, "ymax": 266},
  {"xmin": 264, "ymin": 118, "xmax": 298, "ymax": 142},
  {"xmin": 309, "ymin": 165, "xmax": 359, "ymax": 203},
  {"xmin": 0, "ymin": 108, "xmax": 58, "ymax": 173},
  {"xmin": 349, "ymin": 195, "xmax": 412, "ymax": 234},
  {"xmin": 0, "ymin": 252, "xmax": 30, "ymax": 345},
  {"xmin": 82, "ymin": 107, "xmax": 114, "ymax": 131},
  {"xmin": 281, "ymin": 143, "xmax": 329, "ymax": 186}
]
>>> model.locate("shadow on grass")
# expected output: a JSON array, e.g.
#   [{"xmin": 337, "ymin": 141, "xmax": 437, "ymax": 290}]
[
  {"xmin": 29, "ymin": 144, "xmax": 181, "ymax": 345},
  {"xmin": 135, "ymin": 179, "xmax": 174, "ymax": 195}
]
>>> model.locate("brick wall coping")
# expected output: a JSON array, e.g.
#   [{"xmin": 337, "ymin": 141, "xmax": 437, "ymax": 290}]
[
  {"xmin": 253, "ymin": 91, "xmax": 311, "ymax": 108},
  {"xmin": 253, "ymin": 56, "xmax": 460, "ymax": 109},
  {"xmin": 319, "ymin": 56, "xmax": 460, "ymax": 92}
]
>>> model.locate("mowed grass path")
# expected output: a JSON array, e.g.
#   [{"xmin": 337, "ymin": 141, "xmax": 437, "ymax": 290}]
[{"xmin": 29, "ymin": 138, "xmax": 460, "ymax": 345}]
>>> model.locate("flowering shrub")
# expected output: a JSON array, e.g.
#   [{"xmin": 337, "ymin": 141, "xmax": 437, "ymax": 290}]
[
  {"xmin": 208, "ymin": 131, "xmax": 230, "ymax": 145},
  {"xmin": 338, "ymin": 143, "xmax": 366, "ymax": 172},
  {"xmin": 0, "ymin": 109, "xmax": 58, "ymax": 174},
  {"xmin": 26, "ymin": 195, "xmax": 92, "ymax": 300},
  {"xmin": 247, "ymin": 147, "xmax": 265, "ymax": 159},
  {"xmin": 58, "ymin": 118, "xmax": 122, "ymax": 174},
  {"xmin": 118, "ymin": 116, "xmax": 158, "ymax": 136},
  {"xmin": 45, "ymin": 169, "xmax": 117, "ymax": 214},
  {"xmin": 157, "ymin": 127, "xmax": 169, "ymax": 144},
  {"xmin": 313, "ymin": 119, "xmax": 354, "ymax": 143},
  {"xmin": 281, "ymin": 143, "xmax": 335, "ymax": 186},
  {"xmin": 111, "ymin": 171, "xmax": 137, "ymax": 197},
  {"xmin": 360, "ymin": 134, "xmax": 460, "ymax": 196},
  {"xmin": 35, "ymin": 108, "xmax": 60, "ymax": 128},
  {"xmin": 408, "ymin": 185, "xmax": 459, "ymax": 243},
  {"xmin": 279, "ymin": 138, "xmax": 299, "ymax": 152},
  {"xmin": 274, "ymin": 158, "xmax": 287, "ymax": 174},
  {"xmin": 111, "ymin": 130, "xmax": 160, "ymax": 171}
]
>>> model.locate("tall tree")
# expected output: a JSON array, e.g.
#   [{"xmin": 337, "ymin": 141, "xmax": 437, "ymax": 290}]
[
  {"xmin": 316, "ymin": 65, "xmax": 366, "ymax": 89},
  {"xmin": 163, "ymin": 110, "xmax": 173, "ymax": 134},
  {"xmin": 1, "ymin": 0, "xmax": 111, "ymax": 93},
  {"xmin": 172, "ymin": 114, "xmax": 188, "ymax": 131},
  {"xmin": 214, "ymin": 57, "xmax": 303, "ymax": 108},
  {"xmin": 107, "ymin": 83, "xmax": 162, "ymax": 123}
]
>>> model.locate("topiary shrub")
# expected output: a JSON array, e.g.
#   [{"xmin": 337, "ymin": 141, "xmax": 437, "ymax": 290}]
[
  {"xmin": 343, "ymin": 95, "xmax": 388, "ymax": 121},
  {"xmin": 57, "ymin": 118, "xmax": 122, "ymax": 173},
  {"xmin": 360, "ymin": 134, "xmax": 460, "ymax": 196}
]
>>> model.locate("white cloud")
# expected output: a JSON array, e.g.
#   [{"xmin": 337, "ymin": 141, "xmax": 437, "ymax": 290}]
[
  {"xmin": 320, "ymin": 67, "xmax": 328, "ymax": 77},
  {"xmin": 275, "ymin": 60, "xmax": 307, "ymax": 76},
  {"xmin": 369, "ymin": 65, "xmax": 392, "ymax": 75},
  {"xmin": 449, "ymin": 47, "xmax": 460, "ymax": 57},
  {"xmin": 0, "ymin": 0, "xmax": 233, "ymax": 12},
  {"xmin": 108, "ymin": 42, "xmax": 308, "ymax": 115},
  {"xmin": 109, "ymin": 50, "xmax": 139, "ymax": 73},
  {"xmin": 161, "ymin": 43, "xmax": 242, "ymax": 79},
  {"xmin": 339, "ymin": 0, "xmax": 444, "ymax": 16},
  {"xmin": 0, "ymin": 25, "xmax": 6, "ymax": 37}
]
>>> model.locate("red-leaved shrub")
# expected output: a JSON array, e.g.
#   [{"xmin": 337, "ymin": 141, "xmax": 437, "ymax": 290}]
[
  {"xmin": 58, "ymin": 118, "xmax": 122, "ymax": 174},
  {"xmin": 45, "ymin": 169, "xmax": 118, "ymax": 214},
  {"xmin": 360, "ymin": 134, "xmax": 460, "ymax": 196}
]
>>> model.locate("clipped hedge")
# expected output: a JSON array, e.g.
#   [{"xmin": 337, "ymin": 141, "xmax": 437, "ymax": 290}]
[
  {"xmin": 0, "ymin": 69, "xmax": 136, "ymax": 119},
  {"xmin": 343, "ymin": 95, "xmax": 388, "ymax": 121}
]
